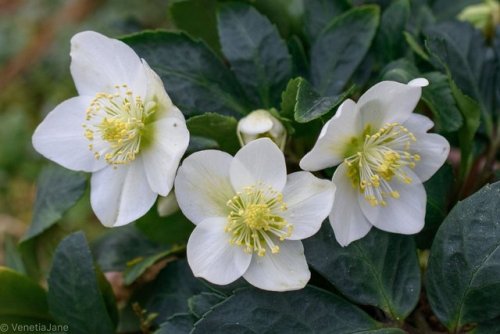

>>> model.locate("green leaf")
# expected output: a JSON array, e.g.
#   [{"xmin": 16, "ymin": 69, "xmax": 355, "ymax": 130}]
[
  {"xmin": 416, "ymin": 163, "xmax": 454, "ymax": 249},
  {"xmin": 123, "ymin": 31, "xmax": 249, "ymax": 117},
  {"xmin": 123, "ymin": 246, "xmax": 184, "ymax": 285},
  {"xmin": 295, "ymin": 78, "xmax": 353, "ymax": 123},
  {"xmin": 192, "ymin": 286, "xmax": 405, "ymax": 333},
  {"xmin": 303, "ymin": 0, "xmax": 350, "ymax": 42},
  {"xmin": 0, "ymin": 267, "xmax": 54, "ymax": 327},
  {"xmin": 3, "ymin": 235, "xmax": 26, "ymax": 275},
  {"xmin": 217, "ymin": 2, "xmax": 292, "ymax": 108},
  {"xmin": 310, "ymin": 6, "xmax": 379, "ymax": 96},
  {"xmin": 374, "ymin": 0, "xmax": 410, "ymax": 62},
  {"xmin": 304, "ymin": 224, "xmax": 420, "ymax": 320},
  {"xmin": 287, "ymin": 35, "xmax": 309, "ymax": 78},
  {"xmin": 280, "ymin": 77, "xmax": 301, "ymax": 119},
  {"xmin": 426, "ymin": 182, "xmax": 500, "ymax": 331},
  {"xmin": 20, "ymin": 164, "xmax": 86, "ymax": 243},
  {"xmin": 169, "ymin": 0, "xmax": 221, "ymax": 55},
  {"xmin": 186, "ymin": 113, "xmax": 239, "ymax": 154},
  {"xmin": 431, "ymin": 0, "xmax": 482, "ymax": 20},
  {"xmin": 403, "ymin": 31, "xmax": 429, "ymax": 61},
  {"xmin": 48, "ymin": 232, "xmax": 115, "ymax": 333},
  {"xmin": 188, "ymin": 292, "xmax": 224, "ymax": 318},
  {"xmin": 156, "ymin": 313, "xmax": 197, "ymax": 334},
  {"xmin": 136, "ymin": 209, "xmax": 194, "ymax": 245},
  {"xmin": 132, "ymin": 259, "xmax": 210, "ymax": 324}
]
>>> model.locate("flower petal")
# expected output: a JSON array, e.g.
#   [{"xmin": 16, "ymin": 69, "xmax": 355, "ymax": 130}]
[
  {"xmin": 300, "ymin": 99, "xmax": 360, "ymax": 171},
  {"xmin": 230, "ymin": 138, "xmax": 286, "ymax": 192},
  {"xmin": 357, "ymin": 81, "xmax": 422, "ymax": 128},
  {"xmin": 32, "ymin": 96, "xmax": 107, "ymax": 172},
  {"xmin": 175, "ymin": 150, "xmax": 235, "ymax": 225},
  {"xmin": 403, "ymin": 113, "xmax": 435, "ymax": 133},
  {"xmin": 282, "ymin": 172, "xmax": 335, "ymax": 240},
  {"xmin": 329, "ymin": 164, "xmax": 372, "ymax": 247},
  {"xmin": 187, "ymin": 217, "xmax": 251, "ymax": 285},
  {"xmin": 142, "ymin": 116, "xmax": 189, "ymax": 196},
  {"xmin": 243, "ymin": 240, "xmax": 310, "ymax": 291},
  {"xmin": 410, "ymin": 133, "xmax": 450, "ymax": 182},
  {"xmin": 90, "ymin": 161, "xmax": 156, "ymax": 227},
  {"xmin": 359, "ymin": 168, "xmax": 426, "ymax": 234},
  {"xmin": 70, "ymin": 31, "xmax": 146, "ymax": 96}
]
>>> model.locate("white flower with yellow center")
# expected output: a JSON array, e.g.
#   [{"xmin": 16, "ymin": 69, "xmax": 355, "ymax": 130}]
[
  {"xmin": 32, "ymin": 31, "xmax": 189, "ymax": 227},
  {"xmin": 300, "ymin": 79, "xmax": 450, "ymax": 247},
  {"xmin": 175, "ymin": 138, "xmax": 335, "ymax": 291},
  {"xmin": 237, "ymin": 109, "xmax": 287, "ymax": 150}
]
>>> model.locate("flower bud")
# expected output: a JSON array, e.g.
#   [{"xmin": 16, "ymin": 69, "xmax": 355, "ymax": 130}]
[
  {"xmin": 458, "ymin": 0, "xmax": 500, "ymax": 39},
  {"xmin": 157, "ymin": 191, "xmax": 179, "ymax": 217},
  {"xmin": 237, "ymin": 109, "xmax": 287, "ymax": 150}
]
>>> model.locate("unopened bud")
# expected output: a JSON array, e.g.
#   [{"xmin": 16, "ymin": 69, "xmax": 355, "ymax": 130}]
[
  {"xmin": 458, "ymin": 0, "xmax": 500, "ymax": 39},
  {"xmin": 237, "ymin": 109, "xmax": 287, "ymax": 150}
]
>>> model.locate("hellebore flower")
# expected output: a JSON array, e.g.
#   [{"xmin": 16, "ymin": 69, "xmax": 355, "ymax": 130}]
[
  {"xmin": 300, "ymin": 79, "xmax": 450, "ymax": 247},
  {"xmin": 175, "ymin": 138, "xmax": 335, "ymax": 291},
  {"xmin": 237, "ymin": 109, "xmax": 287, "ymax": 150},
  {"xmin": 32, "ymin": 31, "xmax": 189, "ymax": 227}
]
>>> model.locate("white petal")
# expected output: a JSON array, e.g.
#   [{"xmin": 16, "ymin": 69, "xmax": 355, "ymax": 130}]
[
  {"xmin": 230, "ymin": 138, "xmax": 286, "ymax": 192},
  {"xmin": 238, "ymin": 109, "xmax": 274, "ymax": 135},
  {"xmin": 70, "ymin": 31, "xmax": 146, "ymax": 96},
  {"xmin": 90, "ymin": 162, "xmax": 156, "ymax": 227},
  {"xmin": 329, "ymin": 164, "xmax": 372, "ymax": 247},
  {"xmin": 141, "ymin": 117, "xmax": 189, "ymax": 196},
  {"xmin": 32, "ymin": 96, "xmax": 107, "ymax": 172},
  {"xmin": 357, "ymin": 81, "xmax": 422, "ymax": 128},
  {"xmin": 282, "ymin": 172, "xmax": 335, "ymax": 240},
  {"xmin": 411, "ymin": 133, "xmax": 450, "ymax": 182},
  {"xmin": 187, "ymin": 217, "xmax": 251, "ymax": 285},
  {"xmin": 408, "ymin": 77, "xmax": 429, "ymax": 87},
  {"xmin": 174, "ymin": 150, "xmax": 235, "ymax": 225},
  {"xmin": 300, "ymin": 99, "xmax": 360, "ymax": 171},
  {"xmin": 359, "ymin": 168, "xmax": 426, "ymax": 234},
  {"xmin": 243, "ymin": 240, "xmax": 310, "ymax": 291},
  {"xmin": 403, "ymin": 113, "xmax": 435, "ymax": 133}
]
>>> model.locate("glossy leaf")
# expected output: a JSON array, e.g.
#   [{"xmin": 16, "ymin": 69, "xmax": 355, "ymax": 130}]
[
  {"xmin": 427, "ymin": 182, "xmax": 500, "ymax": 332},
  {"xmin": 156, "ymin": 313, "xmax": 197, "ymax": 334},
  {"xmin": 186, "ymin": 113, "xmax": 239, "ymax": 154},
  {"xmin": 310, "ymin": 6, "xmax": 379, "ymax": 95},
  {"xmin": 217, "ymin": 2, "xmax": 292, "ymax": 108},
  {"xmin": 123, "ymin": 31, "xmax": 249, "ymax": 117},
  {"xmin": 374, "ymin": 0, "xmax": 410, "ymax": 62},
  {"xmin": 188, "ymin": 292, "xmax": 224, "ymax": 318},
  {"xmin": 303, "ymin": 0, "xmax": 350, "ymax": 41},
  {"xmin": 304, "ymin": 224, "xmax": 420, "ymax": 320},
  {"xmin": 192, "ymin": 286, "xmax": 405, "ymax": 333},
  {"xmin": 48, "ymin": 232, "xmax": 115, "ymax": 333}
]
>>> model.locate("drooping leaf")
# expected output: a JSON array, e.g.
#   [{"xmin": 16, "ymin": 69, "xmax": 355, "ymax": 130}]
[
  {"xmin": 123, "ymin": 31, "xmax": 249, "ymax": 117},
  {"xmin": 310, "ymin": 6, "xmax": 379, "ymax": 96},
  {"xmin": 217, "ymin": 2, "xmax": 293, "ymax": 108},
  {"xmin": 186, "ymin": 113, "xmax": 239, "ymax": 154},
  {"xmin": 426, "ymin": 182, "xmax": 500, "ymax": 332},
  {"xmin": 374, "ymin": 0, "xmax": 410, "ymax": 62},
  {"xmin": 169, "ymin": 0, "xmax": 221, "ymax": 55},
  {"xmin": 303, "ymin": 0, "xmax": 350, "ymax": 42},
  {"xmin": 304, "ymin": 224, "xmax": 420, "ymax": 320},
  {"xmin": 192, "ymin": 286, "xmax": 405, "ymax": 333},
  {"xmin": 21, "ymin": 164, "xmax": 86, "ymax": 243},
  {"xmin": 47, "ymin": 232, "xmax": 115, "ymax": 333},
  {"xmin": 0, "ymin": 267, "xmax": 54, "ymax": 327}
]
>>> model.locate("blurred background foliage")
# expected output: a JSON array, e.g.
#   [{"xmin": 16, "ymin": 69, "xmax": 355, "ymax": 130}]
[{"xmin": 0, "ymin": 0, "xmax": 171, "ymax": 273}]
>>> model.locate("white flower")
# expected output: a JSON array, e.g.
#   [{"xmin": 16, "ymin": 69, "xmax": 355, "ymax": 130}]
[
  {"xmin": 32, "ymin": 31, "xmax": 189, "ymax": 227},
  {"xmin": 237, "ymin": 109, "xmax": 287, "ymax": 150},
  {"xmin": 300, "ymin": 79, "xmax": 450, "ymax": 247},
  {"xmin": 175, "ymin": 138, "xmax": 335, "ymax": 291}
]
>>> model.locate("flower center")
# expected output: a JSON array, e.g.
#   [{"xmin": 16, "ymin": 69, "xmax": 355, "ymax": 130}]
[
  {"xmin": 344, "ymin": 122, "xmax": 420, "ymax": 206},
  {"xmin": 82, "ymin": 84, "xmax": 156, "ymax": 166},
  {"xmin": 225, "ymin": 185, "xmax": 292, "ymax": 256}
]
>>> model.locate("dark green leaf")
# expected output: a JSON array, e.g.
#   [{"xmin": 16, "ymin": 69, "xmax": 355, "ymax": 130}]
[
  {"xmin": 192, "ymin": 286, "xmax": 405, "ymax": 333},
  {"xmin": 0, "ymin": 267, "xmax": 54, "ymax": 327},
  {"xmin": 132, "ymin": 259, "xmax": 209, "ymax": 324},
  {"xmin": 217, "ymin": 2, "xmax": 292, "ymax": 108},
  {"xmin": 48, "ymin": 232, "xmax": 115, "ymax": 333},
  {"xmin": 21, "ymin": 164, "xmax": 86, "ymax": 243},
  {"xmin": 288, "ymin": 35, "xmax": 309, "ymax": 78},
  {"xmin": 3, "ymin": 235, "xmax": 26, "ymax": 275},
  {"xmin": 295, "ymin": 78, "xmax": 354, "ymax": 123},
  {"xmin": 188, "ymin": 292, "xmax": 224, "ymax": 318},
  {"xmin": 304, "ymin": 224, "xmax": 420, "ymax": 320},
  {"xmin": 303, "ymin": 0, "xmax": 350, "ymax": 42},
  {"xmin": 431, "ymin": 0, "xmax": 482, "ymax": 20},
  {"xmin": 123, "ymin": 31, "xmax": 249, "ymax": 117},
  {"xmin": 186, "ymin": 113, "xmax": 239, "ymax": 154},
  {"xmin": 156, "ymin": 313, "xmax": 197, "ymax": 334},
  {"xmin": 374, "ymin": 0, "xmax": 410, "ymax": 62},
  {"xmin": 426, "ymin": 182, "xmax": 500, "ymax": 331},
  {"xmin": 136, "ymin": 209, "xmax": 194, "ymax": 245},
  {"xmin": 403, "ymin": 32, "xmax": 429, "ymax": 61},
  {"xmin": 310, "ymin": 6, "xmax": 380, "ymax": 95},
  {"xmin": 169, "ymin": 0, "xmax": 221, "ymax": 55},
  {"xmin": 471, "ymin": 317, "xmax": 500, "ymax": 334}
]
